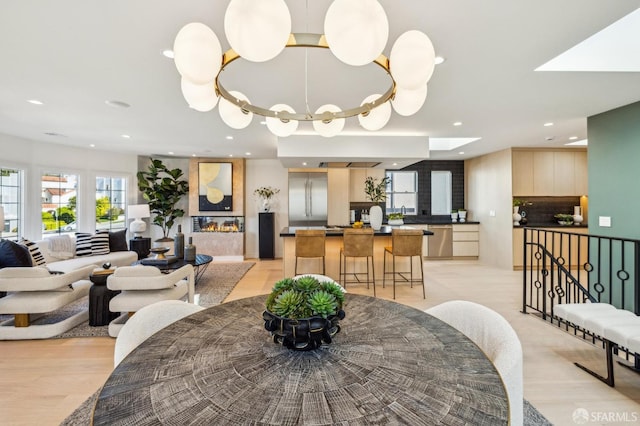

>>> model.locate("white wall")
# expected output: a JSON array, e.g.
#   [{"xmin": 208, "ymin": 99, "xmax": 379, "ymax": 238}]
[
  {"xmin": 465, "ymin": 149, "xmax": 513, "ymax": 269},
  {"xmin": 0, "ymin": 133, "xmax": 138, "ymax": 240},
  {"xmin": 244, "ymin": 159, "xmax": 289, "ymax": 259}
]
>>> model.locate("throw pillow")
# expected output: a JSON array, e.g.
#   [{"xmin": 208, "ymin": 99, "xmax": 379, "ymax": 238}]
[
  {"xmin": 109, "ymin": 229, "xmax": 128, "ymax": 252},
  {"xmin": 91, "ymin": 230, "xmax": 110, "ymax": 255},
  {"xmin": 0, "ymin": 240, "xmax": 33, "ymax": 268},
  {"xmin": 18, "ymin": 238, "xmax": 47, "ymax": 266},
  {"xmin": 47, "ymin": 234, "xmax": 75, "ymax": 260},
  {"xmin": 75, "ymin": 233, "xmax": 93, "ymax": 257}
]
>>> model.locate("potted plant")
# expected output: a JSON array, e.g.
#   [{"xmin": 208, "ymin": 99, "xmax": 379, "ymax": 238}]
[
  {"xmin": 458, "ymin": 208, "xmax": 467, "ymax": 222},
  {"xmin": 451, "ymin": 209, "xmax": 459, "ymax": 222},
  {"xmin": 137, "ymin": 159, "xmax": 189, "ymax": 241},
  {"xmin": 263, "ymin": 275, "xmax": 346, "ymax": 351},
  {"xmin": 387, "ymin": 212, "xmax": 404, "ymax": 226},
  {"xmin": 364, "ymin": 176, "xmax": 390, "ymax": 231},
  {"xmin": 554, "ymin": 213, "xmax": 574, "ymax": 226},
  {"xmin": 253, "ymin": 186, "xmax": 280, "ymax": 212}
]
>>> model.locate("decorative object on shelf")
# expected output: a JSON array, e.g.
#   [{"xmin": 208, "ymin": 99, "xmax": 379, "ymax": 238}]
[
  {"xmin": 184, "ymin": 237, "xmax": 196, "ymax": 261},
  {"xmin": 364, "ymin": 176, "xmax": 390, "ymax": 231},
  {"xmin": 573, "ymin": 206, "xmax": 584, "ymax": 225},
  {"xmin": 172, "ymin": 0, "xmax": 437, "ymax": 137},
  {"xmin": 387, "ymin": 212, "xmax": 404, "ymax": 226},
  {"xmin": 173, "ymin": 225, "xmax": 184, "ymax": 259},
  {"xmin": 254, "ymin": 186, "xmax": 280, "ymax": 212},
  {"xmin": 512, "ymin": 206, "xmax": 522, "ymax": 226},
  {"xmin": 451, "ymin": 210, "xmax": 459, "ymax": 222},
  {"xmin": 554, "ymin": 214, "xmax": 574, "ymax": 226},
  {"xmin": 263, "ymin": 275, "xmax": 346, "ymax": 351},
  {"xmin": 458, "ymin": 209, "xmax": 467, "ymax": 223},
  {"xmin": 150, "ymin": 247, "xmax": 170, "ymax": 259},
  {"xmin": 127, "ymin": 204, "xmax": 150, "ymax": 238},
  {"xmin": 137, "ymin": 159, "xmax": 189, "ymax": 241}
]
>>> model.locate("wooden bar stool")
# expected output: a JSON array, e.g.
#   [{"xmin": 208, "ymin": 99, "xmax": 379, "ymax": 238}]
[
  {"xmin": 339, "ymin": 228, "xmax": 375, "ymax": 296},
  {"xmin": 383, "ymin": 229, "xmax": 425, "ymax": 299},
  {"xmin": 294, "ymin": 229, "xmax": 326, "ymax": 275}
]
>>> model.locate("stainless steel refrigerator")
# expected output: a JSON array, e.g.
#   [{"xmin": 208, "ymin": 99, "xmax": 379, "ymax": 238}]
[{"xmin": 288, "ymin": 172, "xmax": 328, "ymax": 226}]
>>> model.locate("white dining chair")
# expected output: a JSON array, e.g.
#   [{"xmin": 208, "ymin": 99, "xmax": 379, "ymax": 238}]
[
  {"xmin": 426, "ymin": 300, "xmax": 523, "ymax": 426},
  {"xmin": 113, "ymin": 299, "xmax": 204, "ymax": 367}
]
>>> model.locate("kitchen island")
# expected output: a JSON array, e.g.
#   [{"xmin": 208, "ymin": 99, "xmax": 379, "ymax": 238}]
[{"xmin": 279, "ymin": 226, "xmax": 433, "ymax": 281}]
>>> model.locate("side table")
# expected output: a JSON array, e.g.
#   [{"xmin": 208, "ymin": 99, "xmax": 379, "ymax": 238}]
[
  {"xmin": 89, "ymin": 269, "xmax": 120, "ymax": 327},
  {"xmin": 129, "ymin": 237, "xmax": 151, "ymax": 260}
]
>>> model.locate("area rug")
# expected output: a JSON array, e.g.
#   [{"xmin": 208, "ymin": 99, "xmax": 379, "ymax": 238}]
[
  {"xmin": 0, "ymin": 262, "xmax": 254, "ymax": 339},
  {"xmin": 61, "ymin": 391, "xmax": 552, "ymax": 426}
]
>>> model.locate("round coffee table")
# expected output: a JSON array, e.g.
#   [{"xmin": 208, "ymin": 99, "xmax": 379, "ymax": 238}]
[{"xmin": 133, "ymin": 254, "xmax": 213, "ymax": 284}]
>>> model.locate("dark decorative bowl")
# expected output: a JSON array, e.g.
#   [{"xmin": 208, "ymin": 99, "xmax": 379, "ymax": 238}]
[{"xmin": 263, "ymin": 310, "xmax": 346, "ymax": 351}]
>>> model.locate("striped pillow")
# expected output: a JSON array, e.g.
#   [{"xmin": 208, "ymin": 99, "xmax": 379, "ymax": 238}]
[
  {"xmin": 91, "ymin": 230, "xmax": 111, "ymax": 255},
  {"xmin": 75, "ymin": 233, "xmax": 93, "ymax": 257},
  {"xmin": 19, "ymin": 238, "xmax": 47, "ymax": 266}
]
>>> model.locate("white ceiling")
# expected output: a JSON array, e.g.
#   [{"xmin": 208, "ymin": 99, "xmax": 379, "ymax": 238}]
[{"xmin": 1, "ymin": 0, "xmax": 640, "ymax": 169}]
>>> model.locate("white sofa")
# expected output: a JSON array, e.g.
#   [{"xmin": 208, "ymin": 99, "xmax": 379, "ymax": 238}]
[{"xmin": 0, "ymin": 238, "xmax": 138, "ymax": 340}]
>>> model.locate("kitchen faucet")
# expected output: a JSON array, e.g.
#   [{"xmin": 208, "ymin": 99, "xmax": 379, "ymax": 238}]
[{"xmin": 401, "ymin": 205, "xmax": 406, "ymax": 215}]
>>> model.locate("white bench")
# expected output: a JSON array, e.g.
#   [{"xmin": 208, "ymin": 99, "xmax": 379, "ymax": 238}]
[{"xmin": 554, "ymin": 303, "xmax": 640, "ymax": 386}]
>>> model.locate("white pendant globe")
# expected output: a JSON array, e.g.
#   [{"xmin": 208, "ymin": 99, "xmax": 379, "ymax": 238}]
[
  {"xmin": 390, "ymin": 30, "xmax": 436, "ymax": 90},
  {"xmin": 266, "ymin": 104, "xmax": 298, "ymax": 137},
  {"xmin": 324, "ymin": 0, "xmax": 389, "ymax": 66},
  {"xmin": 313, "ymin": 104, "xmax": 345, "ymax": 138},
  {"xmin": 180, "ymin": 78, "xmax": 218, "ymax": 112},
  {"xmin": 224, "ymin": 0, "xmax": 291, "ymax": 62},
  {"xmin": 391, "ymin": 85, "xmax": 428, "ymax": 117},
  {"xmin": 174, "ymin": 23, "xmax": 222, "ymax": 85},
  {"xmin": 219, "ymin": 90, "xmax": 253, "ymax": 129},
  {"xmin": 358, "ymin": 94, "xmax": 391, "ymax": 131}
]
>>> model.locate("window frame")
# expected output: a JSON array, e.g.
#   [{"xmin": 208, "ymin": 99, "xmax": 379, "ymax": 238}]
[
  {"xmin": 385, "ymin": 170, "xmax": 418, "ymax": 216},
  {"xmin": 96, "ymin": 175, "xmax": 128, "ymax": 232},
  {"xmin": 0, "ymin": 167, "xmax": 24, "ymax": 241}
]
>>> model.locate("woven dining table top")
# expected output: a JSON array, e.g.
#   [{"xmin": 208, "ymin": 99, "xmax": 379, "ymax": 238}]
[{"xmin": 93, "ymin": 294, "xmax": 508, "ymax": 425}]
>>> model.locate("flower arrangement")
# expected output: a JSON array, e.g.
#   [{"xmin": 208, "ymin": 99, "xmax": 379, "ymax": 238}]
[
  {"xmin": 253, "ymin": 186, "xmax": 280, "ymax": 200},
  {"xmin": 364, "ymin": 176, "xmax": 390, "ymax": 203}
]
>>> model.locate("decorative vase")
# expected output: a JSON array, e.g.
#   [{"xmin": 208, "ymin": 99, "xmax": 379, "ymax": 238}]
[
  {"xmin": 513, "ymin": 206, "xmax": 522, "ymax": 226},
  {"xmin": 184, "ymin": 236, "xmax": 196, "ymax": 261},
  {"xmin": 369, "ymin": 205, "xmax": 383, "ymax": 230},
  {"xmin": 458, "ymin": 210, "xmax": 467, "ymax": 222},
  {"xmin": 451, "ymin": 212, "xmax": 458, "ymax": 222},
  {"xmin": 262, "ymin": 310, "xmax": 345, "ymax": 351},
  {"xmin": 260, "ymin": 198, "xmax": 272, "ymax": 212},
  {"xmin": 173, "ymin": 225, "xmax": 184, "ymax": 259},
  {"xmin": 573, "ymin": 206, "xmax": 583, "ymax": 225}
]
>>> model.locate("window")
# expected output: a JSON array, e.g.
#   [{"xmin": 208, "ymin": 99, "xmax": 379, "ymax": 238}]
[
  {"xmin": 431, "ymin": 171, "xmax": 452, "ymax": 215},
  {"xmin": 42, "ymin": 173, "xmax": 78, "ymax": 234},
  {"xmin": 96, "ymin": 176, "xmax": 127, "ymax": 231},
  {"xmin": 0, "ymin": 167, "xmax": 23, "ymax": 240},
  {"xmin": 385, "ymin": 171, "xmax": 418, "ymax": 215}
]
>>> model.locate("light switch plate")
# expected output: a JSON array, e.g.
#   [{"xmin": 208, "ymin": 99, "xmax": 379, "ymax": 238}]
[
  {"xmin": 489, "ymin": 210, "xmax": 496, "ymax": 217},
  {"xmin": 599, "ymin": 216, "xmax": 611, "ymax": 227}
]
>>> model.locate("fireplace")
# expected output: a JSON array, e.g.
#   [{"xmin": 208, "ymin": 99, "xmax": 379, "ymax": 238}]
[{"xmin": 192, "ymin": 216, "xmax": 244, "ymax": 233}]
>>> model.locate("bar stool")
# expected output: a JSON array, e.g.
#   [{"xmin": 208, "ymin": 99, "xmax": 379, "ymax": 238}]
[
  {"xmin": 339, "ymin": 228, "xmax": 375, "ymax": 296},
  {"xmin": 294, "ymin": 229, "xmax": 326, "ymax": 275},
  {"xmin": 383, "ymin": 229, "xmax": 425, "ymax": 299}
]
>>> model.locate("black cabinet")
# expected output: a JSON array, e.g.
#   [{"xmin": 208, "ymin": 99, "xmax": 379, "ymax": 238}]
[
  {"xmin": 259, "ymin": 212, "xmax": 275, "ymax": 259},
  {"xmin": 129, "ymin": 237, "xmax": 151, "ymax": 260}
]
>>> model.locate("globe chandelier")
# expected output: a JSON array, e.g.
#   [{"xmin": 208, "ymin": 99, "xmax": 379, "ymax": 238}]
[{"xmin": 173, "ymin": 0, "xmax": 436, "ymax": 138}]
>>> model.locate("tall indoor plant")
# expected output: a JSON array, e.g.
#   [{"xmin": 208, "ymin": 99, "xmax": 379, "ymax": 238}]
[
  {"xmin": 137, "ymin": 159, "xmax": 189, "ymax": 241},
  {"xmin": 364, "ymin": 176, "xmax": 390, "ymax": 230}
]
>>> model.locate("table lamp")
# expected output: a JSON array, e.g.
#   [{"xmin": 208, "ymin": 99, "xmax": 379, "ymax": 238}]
[{"xmin": 127, "ymin": 204, "xmax": 150, "ymax": 238}]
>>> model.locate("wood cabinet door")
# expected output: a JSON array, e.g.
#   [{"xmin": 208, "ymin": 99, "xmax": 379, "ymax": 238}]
[
  {"xmin": 532, "ymin": 151, "xmax": 554, "ymax": 195},
  {"xmin": 512, "ymin": 151, "xmax": 534, "ymax": 196},
  {"xmin": 553, "ymin": 151, "xmax": 576, "ymax": 196}
]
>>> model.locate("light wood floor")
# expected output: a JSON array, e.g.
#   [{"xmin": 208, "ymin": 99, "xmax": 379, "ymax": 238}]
[{"xmin": 1, "ymin": 259, "xmax": 639, "ymax": 425}]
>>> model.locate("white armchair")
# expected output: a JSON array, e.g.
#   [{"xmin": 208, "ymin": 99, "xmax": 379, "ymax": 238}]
[
  {"xmin": 0, "ymin": 264, "xmax": 96, "ymax": 340},
  {"xmin": 106, "ymin": 264, "xmax": 196, "ymax": 337}
]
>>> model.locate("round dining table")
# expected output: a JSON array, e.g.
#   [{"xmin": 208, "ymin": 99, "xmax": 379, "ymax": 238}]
[{"xmin": 93, "ymin": 294, "xmax": 509, "ymax": 425}]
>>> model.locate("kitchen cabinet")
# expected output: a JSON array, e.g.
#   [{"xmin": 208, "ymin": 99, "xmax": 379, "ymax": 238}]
[
  {"xmin": 327, "ymin": 169, "xmax": 350, "ymax": 225},
  {"xmin": 349, "ymin": 168, "xmax": 386, "ymax": 202},
  {"xmin": 452, "ymin": 224, "xmax": 479, "ymax": 257},
  {"xmin": 512, "ymin": 149, "xmax": 587, "ymax": 196},
  {"xmin": 512, "ymin": 227, "xmax": 588, "ymax": 269}
]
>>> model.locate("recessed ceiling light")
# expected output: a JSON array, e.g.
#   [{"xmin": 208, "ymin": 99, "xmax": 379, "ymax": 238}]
[
  {"xmin": 27, "ymin": 99, "xmax": 43, "ymax": 105},
  {"xmin": 192, "ymin": 154, "xmax": 197, "ymax": 157},
  {"xmin": 302, "ymin": 162, "xmax": 307, "ymax": 166},
  {"xmin": 544, "ymin": 122, "xmax": 554, "ymax": 127},
  {"xmin": 105, "ymin": 100, "xmax": 130, "ymax": 108},
  {"xmin": 245, "ymin": 152, "xmax": 251, "ymax": 156},
  {"xmin": 434, "ymin": 56, "xmax": 445, "ymax": 65},
  {"xmin": 162, "ymin": 49, "xmax": 174, "ymax": 59},
  {"xmin": 566, "ymin": 139, "xmax": 588, "ymax": 146},
  {"xmin": 90, "ymin": 144, "xmax": 95, "ymax": 148},
  {"xmin": 260, "ymin": 121, "xmax": 267, "ymax": 125},
  {"xmin": 458, "ymin": 151, "xmax": 465, "ymax": 155},
  {"xmin": 121, "ymin": 134, "xmax": 131, "ymax": 139},
  {"xmin": 392, "ymin": 163, "xmax": 398, "ymax": 166},
  {"xmin": 229, "ymin": 154, "xmax": 233, "ymax": 157},
  {"xmin": 226, "ymin": 136, "xmax": 233, "ymax": 140},
  {"xmin": 569, "ymin": 136, "xmax": 578, "ymax": 140},
  {"xmin": 453, "ymin": 121, "xmax": 462, "ymax": 126}
]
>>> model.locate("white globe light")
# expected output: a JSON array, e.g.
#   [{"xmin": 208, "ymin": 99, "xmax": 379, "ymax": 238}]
[
  {"xmin": 312, "ymin": 104, "xmax": 345, "ymax": 138},
  {"xmin": 174, "ymin": 23, "xmax": 222, "ymax": 85},
  {"xmin": 266, "ymin": 104, "xmax": 298, "ymax": 137},
  {"xmin": 324, "ymin": 0, "xmax": 388, "ymax": 66},
  {"xmin": 391, "ymin": 85, "xmax": 428, "ymax": 116},
  {"xmin": 358, "ymin": 94, "xmax": 391, "ymax": 131},
  {"xmin": 390, "ymin": 30, "xmax": 436, "ymax": 90},
  {"xmin": 224, "ymin": 0, "xmax": 291, "ymax": 62},
  {"xmin": 219, "ymin": 91, "xmax": 253, "ymax": 129},
  {"xmin": 180, "ymin": 78, "xmax": 218, "ymax": 112}
]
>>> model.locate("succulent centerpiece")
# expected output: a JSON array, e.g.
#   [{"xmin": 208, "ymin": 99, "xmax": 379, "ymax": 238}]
[{"xmin": 263, "ymin": 275, "xmax": 346, "ymax": 351}]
